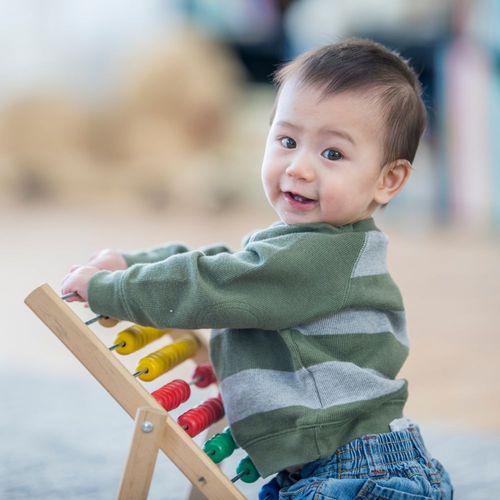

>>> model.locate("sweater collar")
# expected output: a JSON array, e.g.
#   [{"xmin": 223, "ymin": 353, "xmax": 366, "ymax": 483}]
[{"xmin": 249, "ymin": 218, "xmax": 379, "ymax": 242}]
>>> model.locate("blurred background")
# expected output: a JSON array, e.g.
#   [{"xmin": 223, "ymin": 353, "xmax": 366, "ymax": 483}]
[{"xmin": 1, "ymin": 0, "xmax": 499, "ymax": 498}]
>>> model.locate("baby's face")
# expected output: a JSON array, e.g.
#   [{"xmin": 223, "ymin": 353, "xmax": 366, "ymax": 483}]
[{"xmin": 261, "ymin": 81, "xmax": 387, "ymax": 226}]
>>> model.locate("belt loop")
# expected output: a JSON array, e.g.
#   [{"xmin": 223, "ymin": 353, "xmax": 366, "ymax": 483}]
[
  {"xmin": 361, "ymin": 435, "xmax": 387, "ymax": 478},
  {"xmin": 408, "ymin": 425, "xmax": 432, "ymax": 466},
  {"xmin": 407, "ymin": 425, "xmax": 441, "ymax": 483}
]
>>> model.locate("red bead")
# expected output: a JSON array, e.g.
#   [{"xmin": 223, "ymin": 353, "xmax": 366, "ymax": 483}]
[
  {"xmin": 178, "ymin": 397, "xmax": 225, "ymax": 437},
  {"xmin": 192, "ymin": 363, "xmax": 217, "ymax": 388},
  {"xmin": 151, "ymin": 379, "xmax": 191, "ymax": 411}
]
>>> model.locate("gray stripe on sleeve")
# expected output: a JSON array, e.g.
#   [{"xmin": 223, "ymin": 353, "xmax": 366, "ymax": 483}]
[
  {"xmin": 295, "ymin": 309, "xmax": 408, "ymax": 347},
  {"xmin": 220, "ymin": 362, "xmax": 405, "ymax": 424},
  {"xmin": 352, "ymin": 231, "xmax": 388, "ymax": 277}
]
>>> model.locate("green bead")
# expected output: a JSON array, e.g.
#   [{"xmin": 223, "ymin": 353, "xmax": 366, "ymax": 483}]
[
  {"xmin": 236, "ymin": 456, "xmax": 260, "ymax": 483},
  {"xmin": 203, "ymin": 428, "xmax": 237, "ymax": 463}
]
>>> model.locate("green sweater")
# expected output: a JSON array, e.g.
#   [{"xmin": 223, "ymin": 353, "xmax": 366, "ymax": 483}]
[{"xmin": 88, "ymin": 218, "xmax": 409, "ymax": 477}]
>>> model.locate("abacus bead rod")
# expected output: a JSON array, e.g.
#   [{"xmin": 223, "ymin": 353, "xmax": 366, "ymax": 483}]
[
  {"xmin": 133, "ymin": 368, "xmax": 149, "ymax": 378},
  {"xmin": 109, "ymin": 342, "xmax": 126, "ymax": 351},
  {"xmin": 236, "ymin": 457, "xmax": 260, "ymax": 483},
  {"xmin": 85, "ymin": 314, "xmax": 104, "ymax": 325},
  {"xmin": 61, "ymin": 292, "xmax": 79, "ymax": 300},
  {"xmin": 231, "ymin": 472, "xmax": 245, "ymax": 483}
]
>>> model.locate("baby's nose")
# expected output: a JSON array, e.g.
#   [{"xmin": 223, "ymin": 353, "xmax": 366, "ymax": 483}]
[{"xmin": 285, "ymin": 160, "xmax": 315, "ymax": 181}]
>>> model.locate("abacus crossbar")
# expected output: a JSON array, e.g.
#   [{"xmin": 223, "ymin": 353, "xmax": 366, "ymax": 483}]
[{"xmin": 24, "ymin": 283, "xmax": 244, "ymax": 500}]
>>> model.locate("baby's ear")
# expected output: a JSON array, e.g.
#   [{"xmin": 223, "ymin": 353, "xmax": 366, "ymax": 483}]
[{"xmin": 374, "ymin": 159, "xmax": 412, "ymax": 205}]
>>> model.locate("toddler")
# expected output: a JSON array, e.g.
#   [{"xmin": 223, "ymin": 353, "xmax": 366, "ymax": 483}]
[{"xmin": 62, "ymin": 39, "xmax": 453, "ymax": 499}]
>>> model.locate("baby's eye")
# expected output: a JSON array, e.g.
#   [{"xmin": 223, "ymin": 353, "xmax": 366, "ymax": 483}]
[
  {"xmin": 321, "ymin": 148, "xmax": 343, "ymax": 161},
  {"xmin": 280, "ymin": 137, "xmax": 296, "ymax": 149}
]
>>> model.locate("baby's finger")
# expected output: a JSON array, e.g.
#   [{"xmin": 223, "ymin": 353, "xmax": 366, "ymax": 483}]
[
  {"xmin": 62, "ymin": 291, "xmax": 81, "ymax": 302},
  {"xmin": 61, "ymin": 277, "xmax": 79, "ymax": 302},
  {"xmin": 67, "ymin": 294, "xmax": 85, "ymax": 303},
  {"xmin": 70, "ymin": 264, "xmax": 82, "ymax": 272},
  {"xmin": 60, "ymin": 285, "xmax": 79, "ymax": 302}
]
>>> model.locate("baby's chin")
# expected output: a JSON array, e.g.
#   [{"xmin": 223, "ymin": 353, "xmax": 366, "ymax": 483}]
[{"xmin": 273, "ymin": 201, "xmax": 368, "ymax": 226}]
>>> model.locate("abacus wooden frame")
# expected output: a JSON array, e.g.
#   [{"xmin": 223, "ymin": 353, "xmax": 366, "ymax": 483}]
[{"xmin": 25, "ymin": 283, "xmax": 244, "ymax": 500}]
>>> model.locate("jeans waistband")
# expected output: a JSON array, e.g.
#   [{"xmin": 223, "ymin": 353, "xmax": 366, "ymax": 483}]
[{"xmin": 299, "ymin": 424, "xmax": 436, "ymax": 481}]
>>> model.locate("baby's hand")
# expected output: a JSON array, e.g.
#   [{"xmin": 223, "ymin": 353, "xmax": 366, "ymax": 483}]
[
  {"xmin": 61, "ymin": 265, "xmax": 101, "ymax": 302},
  {"xmin": 86, "ymin": 249, "xmax": 127, "ymax": 271}
]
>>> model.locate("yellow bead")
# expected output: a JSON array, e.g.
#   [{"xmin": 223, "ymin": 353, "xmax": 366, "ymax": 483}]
[
  {"xmin": 114, "ymin": 325, "xmax": 169, "ymax": 355},
  {"xmin": 136, "ymin": 334, "xmax": 199, "ymax": 381}
]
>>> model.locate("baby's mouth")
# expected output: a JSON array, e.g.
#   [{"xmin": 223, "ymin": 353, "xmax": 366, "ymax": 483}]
[{"xmin": 285, "ymin": 191, "xmax": 315, "ymax": 203}]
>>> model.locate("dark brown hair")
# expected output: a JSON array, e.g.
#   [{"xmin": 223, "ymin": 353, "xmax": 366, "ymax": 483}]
[{"xmin": 273, "ymin": 38, "xmax": 427, "ymax": 165}]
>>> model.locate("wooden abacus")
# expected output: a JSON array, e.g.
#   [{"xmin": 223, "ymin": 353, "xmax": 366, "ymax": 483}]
[{"xmin": 25, "ymin": 284, "xmax": 247, "ymax": 499}]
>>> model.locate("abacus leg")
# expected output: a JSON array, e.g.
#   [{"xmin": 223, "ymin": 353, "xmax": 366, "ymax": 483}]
[{"xmin": 118, "ymin": 407, "xmax": 166, "ymax": 500}]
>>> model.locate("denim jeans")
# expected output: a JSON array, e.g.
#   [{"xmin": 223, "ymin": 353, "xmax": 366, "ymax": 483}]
[{"xmin": 259, "ymin": 422, "xmax": 453, "ymax": 499}]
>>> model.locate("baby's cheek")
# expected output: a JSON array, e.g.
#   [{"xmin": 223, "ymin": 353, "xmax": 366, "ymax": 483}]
[{"xmin": 261, "ymin": 170, "xmax": 276, "ymax": 192}]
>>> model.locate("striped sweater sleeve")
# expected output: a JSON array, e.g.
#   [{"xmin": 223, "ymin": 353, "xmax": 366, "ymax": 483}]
[
  {"xmin": 88, "ymin": 230, "xmax": 365, "ymax": 331},
  {"xmin": 122, "ymin": 242, "xmax": 232, "ymax": 266}
]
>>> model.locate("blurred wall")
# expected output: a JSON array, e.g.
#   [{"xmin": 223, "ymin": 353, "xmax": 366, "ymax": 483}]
[{"xmin": 0, "ymin": 0, "xmax": 499, "ymax": 230}]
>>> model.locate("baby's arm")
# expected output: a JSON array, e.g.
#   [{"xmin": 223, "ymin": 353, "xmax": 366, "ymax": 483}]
[
  {"xmin": 123, "ymin": 243, "xmax": 232, "ymax": 265},
  {"xmin": 62, "ymin": 243, "xmax": 234, "ymax": 303},
  {"xmin": 84, "ymin": 244, "xmax": 192, "ymax": 270},
  {"xmin": 84, "ymin": 234, "xmax": 360, "ymax": 330}
]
